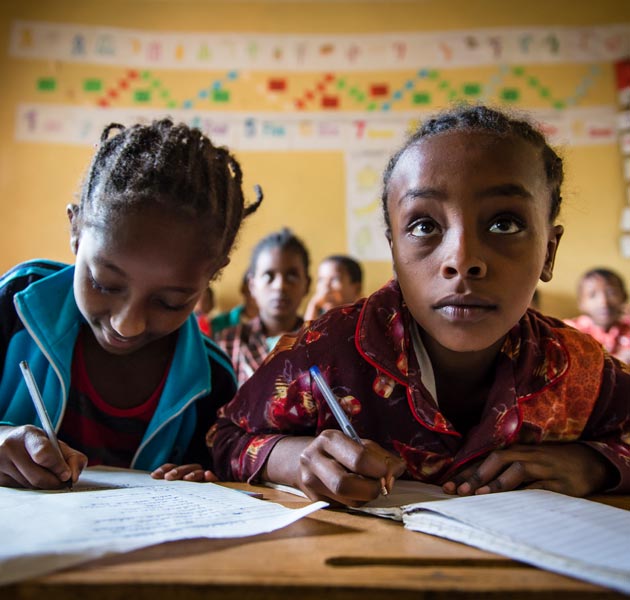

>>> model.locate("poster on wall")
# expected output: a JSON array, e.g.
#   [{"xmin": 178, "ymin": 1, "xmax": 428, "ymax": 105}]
[{"xmin": 8, "ymin": 20, "xmax": 628, "ymax": 259}]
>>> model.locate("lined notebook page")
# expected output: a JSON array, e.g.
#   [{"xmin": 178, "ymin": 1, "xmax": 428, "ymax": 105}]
[{"xmin": 402, "ymin": 489, "xmax": 630, "ymax": 594}]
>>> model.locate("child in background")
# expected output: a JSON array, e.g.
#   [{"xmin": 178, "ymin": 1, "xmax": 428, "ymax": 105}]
[
  {"xmin": 214, "ymin": 228, "xmax": 311, "ymax": 388},
  {"xmin": 208, "ymin": 105, "xmax": 630, "ymax": 506},
  {"xmin": 194, "ymin": 286, "xmax": 215, "ymax": 337},
  {"xmin": 564, "ymin": 268, "xmax": 630, "ymax": 364},
  {"xmin": 0, "ymin": 119, "xmax": 261, "ymax": 489},
  {"xmin": 211, "ymin": 271, "xmax": 259, "ymax": 336},
  {"xmin": 304, "ymin": 255, "xmax": 363, "ymax": 321}
]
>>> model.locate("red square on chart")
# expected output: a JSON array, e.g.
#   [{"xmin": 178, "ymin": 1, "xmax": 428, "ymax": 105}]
[
  {"xmin": 268, "ymin": 78, "xmax": 287, "ymax": 91},
  {"xmin": 370, "ymin": 84, "xmax": 389, "ymax": 97},
  {"xmin": 615, "ymin": 60, "xmax": 630, "ymax": 90}
]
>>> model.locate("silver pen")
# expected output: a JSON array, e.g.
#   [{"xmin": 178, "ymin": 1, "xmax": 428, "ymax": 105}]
[
  {"xmin": 309, "ymin": 365, "xmax": 388, "ymax": 495},
  {"xmin": 19, "ymin": 360, "xmax": 73, "ymax": 489}
]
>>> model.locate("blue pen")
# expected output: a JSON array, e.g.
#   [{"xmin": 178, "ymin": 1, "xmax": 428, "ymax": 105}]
[{"xmin": 309, "ymin": 365, "xmax": 388, "ymax": 495}]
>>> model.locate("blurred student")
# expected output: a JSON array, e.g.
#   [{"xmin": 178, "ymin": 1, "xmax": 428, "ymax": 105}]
[
  {"xmin": 564, "ymin": 268, "xmax": 630, "ymax": 364},
  {"xmin": 304, "ymin": 255, "xmax": 363, "ymax": 321},
  {"xmin": 214, "ymin": 228, "xmax": 311, "ymax": 387},
  {"xmin": 211, "ymin": 271, "xmax": 258, "ymax": 336}
]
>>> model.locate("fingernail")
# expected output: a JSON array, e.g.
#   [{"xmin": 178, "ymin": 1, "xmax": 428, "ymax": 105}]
[{"xmin": 60, "ymin": 470, "xmax": 71, "ymax": 481}]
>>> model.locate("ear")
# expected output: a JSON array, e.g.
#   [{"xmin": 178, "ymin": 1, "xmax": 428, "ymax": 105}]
[
  {"xmin": 66, "ymin": 204, "xmax": 81, "ymax": 255},
  {"xmin": 385, "ymin": 229, "xmax": 398, "ymax": 280},
  {"xmin": 540, "ymin": 224, "xmax": 564, "ymax": 282}
]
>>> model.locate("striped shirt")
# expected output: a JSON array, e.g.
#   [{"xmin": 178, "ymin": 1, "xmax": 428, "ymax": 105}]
[{"xmin": 58, "ymin": 332, "xmax": 167, "ymax": 467}]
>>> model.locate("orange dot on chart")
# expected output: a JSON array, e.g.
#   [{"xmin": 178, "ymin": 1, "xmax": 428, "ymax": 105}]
[
  {"xmin": 108, "ymin": 90, "xmax": 118, "ymax": 98},
  {"xmin": 128, "ymin": 70, "xmax": 139, "ymax": 79},
  {"xmin": 305, "ymin": 91, "xmax": 314, "ymax": 100},
  {"xmin": 325, "ymin": 73, "xmax": 334, "ymax": 82},
  {"xmin": 316, "ymin": 83, "xmax": 325, "ymax": 91},
  {"xmin": 119, "ymin": 80, "xmax": 129, "ymax": 89},
  {"xmin": 98, "ymin": 99, "xmax": 109, "ymax": 107},
  {"xmin": 295, "ymin": 100, "xmax": 305, "ymax": 109}
]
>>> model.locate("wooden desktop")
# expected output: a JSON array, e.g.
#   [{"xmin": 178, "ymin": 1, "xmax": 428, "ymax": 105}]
[{"xmin": 4, "ymin": 485, "xmax": 628, "ymax": 600}]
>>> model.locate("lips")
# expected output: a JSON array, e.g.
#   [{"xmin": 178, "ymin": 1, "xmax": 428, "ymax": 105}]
[
  {"xmin": 100, "ymin": 327, "xmax": 144, "ymax": 350},
  {"xmin": 433, "ymin": 294, "xmax": 497, "ymax": 323}
]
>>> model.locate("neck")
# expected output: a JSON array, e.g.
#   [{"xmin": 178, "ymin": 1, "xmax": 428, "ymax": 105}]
[
  {"xmin": 262, "ymin": 315, "xmax": 300, "ymax": 337},
  {"xmin": 421, "ymin": 332, "xmax": 504, "ymax": 390}
]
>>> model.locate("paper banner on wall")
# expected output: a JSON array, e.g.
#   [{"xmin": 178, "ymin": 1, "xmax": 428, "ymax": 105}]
[
  {"xmin": 10, "ymin": 21, "xmax": 630, "ymax": 70},
  {"xmin": 15, "ymin": 104, "xmax": 618, "ymax": 149}
]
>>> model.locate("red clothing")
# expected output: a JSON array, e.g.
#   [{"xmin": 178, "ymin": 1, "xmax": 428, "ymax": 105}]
[
  {"xmin": 564, "ymin": 314, "xmax": 630, "ymax": 364},
  {"xmin": 196, "ymin": 313, "xmax": 212, "ymax": 337},
  {"xmin": 214, "ymin": 316, "xmax": 303, "ymax": 388},
  {"xmin": 209, "ymin": 280, "xmax": 630, "ymax": 492},
  {"xmin": 59, "ymin": 332, "xmax": 165, "ymax": 467}
]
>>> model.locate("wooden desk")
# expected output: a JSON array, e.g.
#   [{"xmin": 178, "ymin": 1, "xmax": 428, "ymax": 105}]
[{"xmin": 4, "ymin": 486, "xmax": 628, "ymax": 600}]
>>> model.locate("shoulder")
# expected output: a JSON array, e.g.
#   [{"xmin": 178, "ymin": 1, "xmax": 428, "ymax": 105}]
[
  {"xmin": 0, "ymin": 259, "xmax": 68, "ymax": 295},
  {"xmin": 509, "ymin": 310, "xmax": 608, "ymax": 394}
]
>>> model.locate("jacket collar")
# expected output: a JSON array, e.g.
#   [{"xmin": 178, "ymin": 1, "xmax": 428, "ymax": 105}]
[
  {"xmin": 355, "ymin": 280, "xmax": 570, "ymax": 435},
  {"xmin": 15, "ymin": 264, "xmax": 211, "ymax": 421}
]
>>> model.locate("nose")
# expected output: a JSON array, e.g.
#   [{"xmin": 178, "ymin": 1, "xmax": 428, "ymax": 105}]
[
  {"xmin": 440, "ymin": 228, "xmax": 487, "ymax": 279},
  {"xmin": 110, "ymin": 301, "xmax": 147, "ymax": 338}
]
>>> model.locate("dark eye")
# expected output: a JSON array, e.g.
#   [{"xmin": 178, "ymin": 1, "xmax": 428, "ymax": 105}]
[
  {"xmin": 489, "ymin": 216, "xmax": 524, "ymax": 234},
  {"xmin": 410, "ymin": 218, "xmax": 439, "ymax": 238},
  {"xmin": 157, "ymin": 299, "xmax": 190, "ymax": 312},
  {"xmin": 88, "ymin": 272, "xmax": 120, "ymax": 294}
]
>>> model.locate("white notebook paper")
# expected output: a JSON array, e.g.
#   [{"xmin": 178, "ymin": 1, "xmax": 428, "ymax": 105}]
[
  {"xmin": 0, "ymin": 467, "xmax": 327, "ymax": 585},
  {"xmin": 402, "ymin": 489, "xmax": 630, "ymax": 595}
]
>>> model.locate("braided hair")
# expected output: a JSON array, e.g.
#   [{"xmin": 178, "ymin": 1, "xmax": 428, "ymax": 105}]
[
  {"xmin": 381, "ymin": 105, "xmax": 564, "ymax": 233},
  {"xmin": 76, "ymin": 118, "xmax": 262, "ymax": 264},
  {"xmin": 248, "ymin": 227, "xmax": 310, "ymax": 277}
]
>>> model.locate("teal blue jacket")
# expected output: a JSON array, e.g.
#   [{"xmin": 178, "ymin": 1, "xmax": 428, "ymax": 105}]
[{"xmin": 0, "ymin": 260, "xmax": 236, "ymax": 471}]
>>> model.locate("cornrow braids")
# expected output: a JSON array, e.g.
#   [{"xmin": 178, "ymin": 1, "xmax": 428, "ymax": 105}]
[
  {"xmin": 78, "ymin": 118, "xmax": 262, "ymax": 262},
  {"xmin": 381, "ymin": 105, "xmax": 564, "ymax": 233},
  {"xmin": 248, "ymin": 227, "xmax": 310, "ymax": 277}
]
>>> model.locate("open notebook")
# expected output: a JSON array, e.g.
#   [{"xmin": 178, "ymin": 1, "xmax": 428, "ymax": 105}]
[{"xmin": 263, "ymin": 480, "xmax": 630, "ymax": 594}]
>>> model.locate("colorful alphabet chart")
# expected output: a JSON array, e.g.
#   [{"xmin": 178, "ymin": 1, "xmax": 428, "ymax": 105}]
[{"xmin": 9, "ymin": 20, "xmax": 629, "ymax": 259}]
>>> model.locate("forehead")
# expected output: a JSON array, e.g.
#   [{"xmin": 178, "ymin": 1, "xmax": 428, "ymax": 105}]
[
  {"xmin": 580, "ymin": 275, "xmax": 624, "ymax": 294},
  {"xmin": 389, "ymin": 130, "xmax": 547, "ymax": 199},
  {"xmin": 80, "ymin": 207, "xmax": 217, "ymax": 278},
  {"xmin": 319, "ymin": 260, "xmax": 348, "ymax": 278},
  {"xmin": 254, "ymin": 246, "xmax": 306, "ymax": 273}
]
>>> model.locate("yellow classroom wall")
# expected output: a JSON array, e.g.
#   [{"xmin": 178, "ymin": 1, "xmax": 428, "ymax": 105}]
[{"xmin": 0, "ymin": 0, "xmax": 629, "ymax": 318}]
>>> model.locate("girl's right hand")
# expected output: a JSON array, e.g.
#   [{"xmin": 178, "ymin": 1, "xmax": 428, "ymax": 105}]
[
  {"xmin": 0, "ymin": 425, "xmax": 87, "ymax": 489},
  {"xmin": 268, "ymin": 430, "xmax": 406, "ymax": 507}
]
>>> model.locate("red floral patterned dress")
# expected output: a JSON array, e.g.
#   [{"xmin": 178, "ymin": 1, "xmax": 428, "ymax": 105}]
[{"xmin": 209, "ymin": 280, "xmax": 630, "ymax": 491}]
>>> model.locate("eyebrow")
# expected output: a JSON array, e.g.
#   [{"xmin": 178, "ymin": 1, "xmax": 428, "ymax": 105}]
[
  {"xmin": 94, "ymin": 259, "xmax": 198, "ymax": 295},
  {"xmin": 478, "ymin": 183, "xmax": 533, "ymax": 200},
  {"xmin": 399, "ymin": 188, "xmax": 448, "ymax": 203},
  {"xmin": 399, "ymin": 183, "xmax": 533, "ymax": 204}
]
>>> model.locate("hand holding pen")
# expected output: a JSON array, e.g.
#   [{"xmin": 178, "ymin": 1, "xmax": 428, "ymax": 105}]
[
  {"xmin": 0, "ymin": 362, "xmax": 86, "ymax": 490},
  {"xmin": 305, "ymin": 366, "xmax": 405, "ymax": 506}
]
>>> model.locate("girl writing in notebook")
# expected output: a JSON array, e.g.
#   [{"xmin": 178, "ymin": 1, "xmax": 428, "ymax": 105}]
[
  {"xmin": 0, "ymin": 119, "xmax": 261, "ymax": 489},
  {"xmin": 205, "ymin": 105, "xmax": 630, "ymax": 506}
]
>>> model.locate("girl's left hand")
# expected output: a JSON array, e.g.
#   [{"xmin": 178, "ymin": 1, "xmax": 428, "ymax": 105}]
[
  {"xmin": 151, "ymin": 463, "xmax": 219, "ymax": 482},
  {"xmin": 442, "ymin": 443, "xmax": 616, "ymax": 498}
]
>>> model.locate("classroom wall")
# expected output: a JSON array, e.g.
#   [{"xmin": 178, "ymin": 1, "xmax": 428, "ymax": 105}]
[{"xmin": 1, "ymin": 0, "xmax": 629, "ymax": 318}]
